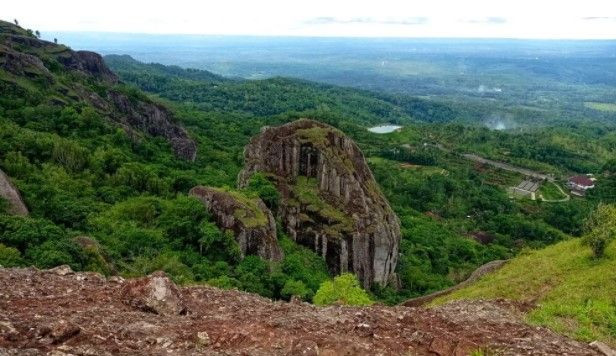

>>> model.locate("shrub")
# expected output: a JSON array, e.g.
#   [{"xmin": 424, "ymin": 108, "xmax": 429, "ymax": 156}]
[
  {"xmin": 244, "ymin": 173, "xmax": 280, "ymax": 211},
  {"xmin": 313, "ymin": 273, "xmax": 373, "ymax": 306},
  {"xmin": 127, "ymin": 252, "xmax": 195, "ymax": 284},
  {"xmin": 582, "ymin": 204, "xmax": 616, "ymax": 258},
  {"xmin": 26, "ymin": 238, "xmax": 86, "ymax": 270},
  {"xmin": 281, "ymin": 279, "xmax": 312, "ymax": 301},
  {"xmin": 0, "ymin": 243, "xmax": 24, "ymax": 267}
]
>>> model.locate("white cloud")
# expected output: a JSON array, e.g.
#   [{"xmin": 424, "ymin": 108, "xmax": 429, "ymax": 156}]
[{"xmin": 4, "ymin": 0, "xmax": 616, "ymax": 38}]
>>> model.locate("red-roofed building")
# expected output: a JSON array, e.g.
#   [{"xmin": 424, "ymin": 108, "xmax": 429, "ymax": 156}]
[{"xmin": 567, "ymin": 175, "xmax": 595, "ymax": 196}]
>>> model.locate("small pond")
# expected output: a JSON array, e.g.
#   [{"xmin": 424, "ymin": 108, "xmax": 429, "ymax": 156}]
[{"xmin": 368, "ymin": 125, "xmax": 402, "ymax": 134}]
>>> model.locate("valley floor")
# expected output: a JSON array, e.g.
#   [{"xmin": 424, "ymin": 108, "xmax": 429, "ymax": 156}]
[{"xmin": 0, "ymin": 267, "xmax": 600, "ymax": 355}]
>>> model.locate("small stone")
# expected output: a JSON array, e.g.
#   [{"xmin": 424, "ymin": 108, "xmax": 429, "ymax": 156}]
[
  {"xmin": 48, "ymin": 265, "xmax": 74, "ymax": 276},
  {"xmin": 0, "ymin": 320, "xmax": 17, "ymax": 334},
  {"xmin": 290, "ymin": 339, "xmax": 319, "ymax": 356},
  {"xmin": 196, "ymin": 331, "xmax": 210, "ymax": 346},
  {"xmin": 108, "ymin": 276, "xmax": 125, "ymax": 283},
  {"xmin": 50, "ymin": 322, "xmax": 81, "ymax": 345},
  {"xmin": 590, "ymin": 340, "xmax": 616, "ymax": 356}
]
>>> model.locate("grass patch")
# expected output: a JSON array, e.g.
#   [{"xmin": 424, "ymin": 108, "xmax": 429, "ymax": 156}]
[
  {"xmin": 585, "ymin": 102, "xmax": 616, "ymax": 112},
  {"xmin": 213, "ymin": 187, "xmax": 268, "ymax": 228},
  {"xmin": 539, "ymin": 182, "xmax": 568, "ymax": 200},
  {"xmin": 432, "ymin": 239, "xmax": 616, "ymax": 346}
]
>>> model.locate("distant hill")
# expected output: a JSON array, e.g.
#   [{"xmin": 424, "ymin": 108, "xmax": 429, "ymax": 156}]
[
  {"xmin": 433, "ymin": 238, "xmax": 616, "ymax": 347},
  {"xmin": 104, "ymin": 54, "xmax": 457, "ymax": 124}
]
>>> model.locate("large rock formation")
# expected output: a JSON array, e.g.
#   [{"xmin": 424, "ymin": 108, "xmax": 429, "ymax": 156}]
[
  {"xmin": 238, "ymin": 119, "xmax": 400, "ymax": 288},
  {"xmin": 0, "ymin": 169, "xmax": 28, "ymax": 216},
  {"xmin": 189, "ymin": 186, "xmax": 283, "ymax": 262}
]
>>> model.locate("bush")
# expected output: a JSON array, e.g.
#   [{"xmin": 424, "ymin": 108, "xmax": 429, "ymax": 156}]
[
  {"xmin": 0, "ymin": 215, "xmax": 65, "ymax": 252},
  {"xmin": 281, "ymin": 279, "xmax": 312, "ymax": 301},
  {"xmin": 313, "ymin": 273, "xmax": 373, "ymax": 306},
  {"xmin": 582, "ymin": 204, "xmax": 616, "ymax": 258},
  {"xmin": 127, "ymin": 252, "xmax": 195, "ymax": 284},
  {"xmin": 26, "ymin": 238, "xmax": 86, "ymax": 270},
  {"xmin": 244, "ymin": 173, "xmax": 280, "ymax": 211},
  {"xmin": 0, "ymin": 243, "xmax": 24, "ymax": 267}
]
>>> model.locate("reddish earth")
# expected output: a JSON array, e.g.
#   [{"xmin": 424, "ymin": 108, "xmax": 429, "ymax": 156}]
[{"xmin": 0, "ymin": 267, "xmax": 600, "ymax": 355}]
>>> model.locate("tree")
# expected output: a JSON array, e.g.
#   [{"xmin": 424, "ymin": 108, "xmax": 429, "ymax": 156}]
[
  {"xmin": 35, "ymin": 30, "xmax": 41, "ymax": 38},
  {"xmin": 313, "ymin": 273, "xmax": 373, "ymax": 306},
  {"xmin": 244, "ymin": 173, "xmax": 280, "ymax": 211},
  {"xmin": 0, "ymin": 243, "xmax": 24, "ymax": 267},
  {"xmin": 54, "ymin": 38, "xmax": 58, "ymax": 44},
  {"xmin": 281, "ymin": 279, "xmax": 311, "ymax": 301},
  {"xmin": 582, "ymin": 204, "xmax": 616, "ymax": 258},
  {"xmin": 14, "ymin": 19, "xmax": 18, "ymax": 26}
]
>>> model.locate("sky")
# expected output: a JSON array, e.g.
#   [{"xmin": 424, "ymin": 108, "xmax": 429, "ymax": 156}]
[{"xmin": 5, "ymin": 0, "xmax": 616, "ymax": 39}]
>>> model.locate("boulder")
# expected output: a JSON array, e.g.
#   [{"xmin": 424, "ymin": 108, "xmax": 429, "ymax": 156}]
[
  {"xmin": 0, "ymin": 168, "xmax": 28, "ymax": 216},
  {"xmin": 47, "ymin": 265, "xmax": 74, "ymax": 276},
  {"xmin": 120, "ymin": 271, "xmax": 187, "ymax": 316},
  {"xmin": 238, "ymin": 119, "xmax": 400, "ymax": 288},
  {"xmin": 189, "ymin": 186, "xmax": 283, "ymax": 262}
]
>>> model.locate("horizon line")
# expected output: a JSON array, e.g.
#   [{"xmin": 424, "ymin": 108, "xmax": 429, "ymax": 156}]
[{"xmin": 46, "ymin": 31, "xmax": 616, "ymax": 41}]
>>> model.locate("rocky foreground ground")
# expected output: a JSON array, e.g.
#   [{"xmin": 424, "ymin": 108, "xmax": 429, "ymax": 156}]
[{"xmin": 0, "ymin": 267, "xmax": 604, "ymax": 355}]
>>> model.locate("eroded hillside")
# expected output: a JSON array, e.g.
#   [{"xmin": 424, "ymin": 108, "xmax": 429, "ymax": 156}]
[{"xmin": 0, "ymin": 267, "xmax": 601, "ymax": 355}]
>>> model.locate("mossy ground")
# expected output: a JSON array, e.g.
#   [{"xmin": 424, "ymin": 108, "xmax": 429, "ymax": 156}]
[
  {"xmin": 432, "ymin": 239, "xmax": 616, "ymax": 346},
  {"xmin": 214, "ymin": 187, "xmax": 268, "ymax": 228},
  {"xmin": 292, "ymin": 176, "xmax": 352, "ymax": 235}
]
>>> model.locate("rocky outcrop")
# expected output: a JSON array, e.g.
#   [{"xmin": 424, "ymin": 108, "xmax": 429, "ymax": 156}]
[
  {"xmin": 0, "ymin": 20, "xmax": 197, "ymax": 162},
  {"xmin": 0, "ymin": 169, "xmax": 28, "ymax": 216},
  {"xmin": 0, "ymin": 267, "xmax": 602, "ymax": 355},
  {"xmin": 0, "ymin": 45, "xmax": 52, "ymax": 81},
  {"xmin": 108, "ymin": 91, "xmax": 197, "ymax": 161},
  {"xmin": 57, "ymin": 50, "xmax": 118, "ymax": 83},
  {"xmin": 238, "ymin": 119, "xmax": 400, "ymax": 288},
  {"xmin": 121, "ymin": 271, "xmax": 187, "ymax": 316},
  {"xmin": 189, "ymin": 186, "xmax": 283, "ymax": 262}
]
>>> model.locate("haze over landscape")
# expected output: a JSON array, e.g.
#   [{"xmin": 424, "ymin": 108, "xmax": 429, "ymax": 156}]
[{"xmin": 1, "ymin": 1, "xmax": 616, "ymax": 355}]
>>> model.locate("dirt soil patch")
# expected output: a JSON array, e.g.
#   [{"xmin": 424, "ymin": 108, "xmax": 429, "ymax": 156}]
[{"xmin": 0, "ymin": 267, "xmax": 599, "ymax": 355}]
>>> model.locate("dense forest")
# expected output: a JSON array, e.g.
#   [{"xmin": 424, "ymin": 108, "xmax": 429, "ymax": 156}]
[{"xmin": 1, "ymin": 22, "xmax": 615, "ymax": 305}]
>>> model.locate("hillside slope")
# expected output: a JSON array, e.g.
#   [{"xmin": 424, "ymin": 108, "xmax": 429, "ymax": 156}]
[
  {"xmin": 433, "ymin": 239, "xmax": 616, "ymax": 347},
  {"xmin": 0, "ymin": 266, "xmax": 600, "ymax": 355}
]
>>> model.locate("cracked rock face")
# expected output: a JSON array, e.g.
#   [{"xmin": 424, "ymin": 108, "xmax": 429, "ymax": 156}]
[
  {"xmin": 238, "ymin": 119, "xmax": 400, "ymax": 288},
  {"xmin": 189, "ymin": 186, "xmax": 283, "ymax": 262},
  {"xmin": 56, "ymin": 50, "xmax": 118, "ymax": 84},
  {"xmin": 108, "ymin": 91, "xmax": 197, "ymax": 161},
  {"xmin": 0, "ymin": 169, "xmax": 28, "ymax": 216}
]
